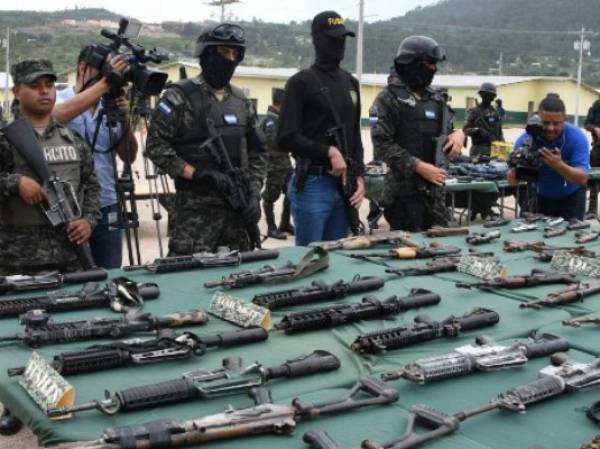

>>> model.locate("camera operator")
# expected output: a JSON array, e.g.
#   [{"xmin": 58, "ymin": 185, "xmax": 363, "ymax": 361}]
[
  {"xmin": 53, "ymin": 46, "xmax": 138, "ymax": 269},
  {"xmin": 507, "ymin": 94, "xmax": 589, "ymax": 220}
]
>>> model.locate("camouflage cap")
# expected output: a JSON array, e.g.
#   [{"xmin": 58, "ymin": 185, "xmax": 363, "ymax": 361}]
[{"xmin": 11, "ymin": 59, "xmax": 57, "ymax": 85}]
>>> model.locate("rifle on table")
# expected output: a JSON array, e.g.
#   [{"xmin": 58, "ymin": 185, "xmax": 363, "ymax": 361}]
[
  {"xmin": 204, "ymin": 247, "xmax": 328, "ymax": 289},
  {"xmin": 384, "ymin": 252, "xmax": 495, "ymax": 278},
  {"xmin": 7, "ymin": 327, "xmax": 268, "ymax": 376},
  {"xmin": 575, "ymin": 229, "xmax": 600, "ymax": 244},
  {"xmin": 466, "ymin": 230, "xmax": 501, "ymax": 245},
  {"xmin": 45, "ymin": 376, "xmax": 398, "ymax": 449},
  {"xmin": 351, "ymin": 308, "xmax": 500, "ymax": 355},
  {"xmin": 520, "ymin": 281, "xmax": 600, "ymax": 310},
  {"xmin": 455, "ymin": 269, "xmax": 578, "ymax": 291},
  {"xmin": 424, "ymin": 226, "xmax": 469, "ymax": 238},
  {"xmin": 46, "ymin": 350, "xmax": 341, "ymax": 418},
  {"xmin": 252, "ymin": 275, "xmax": 384, "ymax": 310},
  {"xmin": 123, "ymin": 248, "xmax": 279, "ymax": 273},
  {"xmin": 275, "ymin": 290, "xmax": 441, "ymax": 335},
  {"xmin": 0, "ymin": 309, "xmax": 209, "ymax": 347},
  {"xmin": 309, "ymin": 231, "xmax": 419, "ymax": 252},
  {"xmin": 0, "ymin": 277, "xmax": 159, "ymax": 317},
  {"xmin": 503, "ymin": 240, "xmax": 596, "ymax": 261},
  {"xmin": 0, "ymin": 268, "xmax": 107, "ymax": 295},
  {"xmin": 3, "ymin": 118, "xmax": 97, "ymax": 269},
  {"xmin": 566, "ymin": 219, "xmax": 590, "ymax": 231},
  {"xmin": 381, "ymin": 331, "xmax": 569, "ymax": 383},
  {"xmin": 563, "ymin": 314, "xmax": 600, "ymax": 327},
  {"xmin": 483, "ymin": 217, "xmax": 511, "ymax": 228},
  {"xmin": 359, "ymin": 353, "xmax": 600, "ymax": 449},
  {"xmin": 348, "ymin": 243, "xmax": 460, "ymax": 263},
  {"xmin": 543, "ymin": 226, "xmax": 567, "ymax": 238}
]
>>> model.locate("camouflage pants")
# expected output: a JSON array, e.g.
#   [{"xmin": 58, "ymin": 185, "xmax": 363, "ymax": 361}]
[
  {"xmin": 168, "ymin": 191, "xmax": 250, "ymax": 256},
  {"xmin": 384, "ymin": 190, "xmax": 448, "ymax": 231},
  {"xmin": 261, "ymin": 168, "xmax": 292, "ymax": 204}
]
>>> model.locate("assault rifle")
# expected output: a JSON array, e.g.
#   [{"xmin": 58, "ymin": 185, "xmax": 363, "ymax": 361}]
[
  {"xmin": 434, "ymin": 89, "xmax": 452, "ymax": 168},
  {"xmin": 0, "ymin": 277, "xmax": 159, "ymax": 317},
  {"xmin": 309, "ymin": 231, "xmax": 418, "ymax": 252},
  {"xmin": 543, "ymin": 226, "xmax": 567, "ymax": 238},
  {"xmin": 348, "ymin": 243, "xmax": 460, "ymax": 263},
  {"xmin": 566, "ymin": 219, "xmax": 590, "ymax": 231},
  {"xmin": 483, "ymin": 217, "xmax": 511, "ymax": 228},
  {"xmin": 7, "ymin": 327, "xmax": 268, "ymax": 376},
  {"xmin": 563, "ymin": 314, "xmax": 600, "ymax": 327},
  {"xmin": 45, "ymin": 376, "xmax": 398, "ymax": 449},
  {"xmin": 521, "ymin": 281, "xmax": 600, "ymax": 310},
  {"xmin": 204, "ymin": 247, "xmax": 328, "ymax": 289},
  {"xmin": 3, "ymin": 118, "xmax": 96, "ymax": 269},
  {"xmin": 424, "ymin": 226, "xmax": 469, "ymax": 238},
  {"xmin": 0, "ymin": 268, "xmax": 107, "ymax": 295},
  {"xmin": 466, "ymin": 230, "xmax": 501, "ymax": 245},
  {"xmin": 0, "ymin": 309, "xmax": 209, "ymax": 347},
  {"xmin": 47, "ymin": 350, "xmax": 341, "ymax": 417},
  {"xmin": 123, "ymin": 248, "xmax": 279, "ymax": 273},
  {"xmin": 358, "ymin": 353, "xmax": 600, "ymax": 449},
  {"xmin": 351, "ymin": 308, "xmax": 500, "ymax": 354},
  {"xmin": 503, "ymin": 240, "xmax": 595, "ymax": 261},
  {"xmin": 385, "ymin": 253, "xmax": 495, "ymax": 278},
  {"xmin": 274, "ymin": 290, "xmax": 441, "ymax": 335},
  {"xmin": 252, "ymin": 275, "xmax": 385, "ymax": 310},
  {"xmin": 455, "ymin": 269, "xmax": 577, "ymax": 291},
  {"xmin": 381, "ymin": 331, "xmax": 569, "ymax": 383},
  {"xmin": 576, "ymin": 230, "xmax": 600, "ymax": 244}
]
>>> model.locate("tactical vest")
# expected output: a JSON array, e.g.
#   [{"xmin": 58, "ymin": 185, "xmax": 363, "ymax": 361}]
[
  {"xmin": 0, "ymin": 126, "xmax": 81, "ymax": 226},
  {"xmin": 386, "ymin": 84, "xmax": 444, "ymax": 164},
  {"xmin": 170, "ymin": 80, "xmax": 249, "ymax": 192},
  {"xmin": 471, "ymin": 106, "xmax": 502, "ymax": 146}
]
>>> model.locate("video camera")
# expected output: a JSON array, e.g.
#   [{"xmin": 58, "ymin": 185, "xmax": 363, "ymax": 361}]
[
  {"xmin": 83, "ymin": 18, "xmax": 168, "ymax": 97},
  {"xmin": 509, "ymin": 114, "xmax": 544, "ymax": 181}
]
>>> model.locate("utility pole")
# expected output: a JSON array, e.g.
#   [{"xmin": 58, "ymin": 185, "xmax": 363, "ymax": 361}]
[
  {"xmin": 356, "ymin": 0, "xmax": 364, "ymax": 83},
  {"xmin": 498, "ymin": 51, "xmax": 503, "ymax": 76},
  {"xmin": 573, "ymin": 26, "xmax": 592, "ymax": 126},
  {"xmin": 205, "ymin": 0, "xmax": 240, "ymax": 21}
]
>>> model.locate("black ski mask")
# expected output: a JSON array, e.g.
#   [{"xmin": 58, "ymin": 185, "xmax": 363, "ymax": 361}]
[
  {"xmin": 200, "ymin": 46, "xmax": 239, "ymax": 89},
  {"xmin": 480, "ymin": 92, "xmax": 496, "ymax": 106},
  {"xmin": 313, "ymin": 33, "xmax": 346, "ymax": 69},
  {"xmin": 396, "ymin": 60, "xmax": 436, "ymax": 91}
]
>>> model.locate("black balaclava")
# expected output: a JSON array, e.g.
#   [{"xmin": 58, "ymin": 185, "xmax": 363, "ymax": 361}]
[
  {"xmin": 396, "ymin": 60, "xmax": 436, "ymax": 91},
  {"xmin": 313, "ymin": 33, "xmax": 346, "ymax": 71},
  {"xmin": 480, "ymin": 93, "xmax": 496, "ymax": 107},
  {"xmin": 201, "ymin": 46, "xmax": 238, "ymax": 89}
]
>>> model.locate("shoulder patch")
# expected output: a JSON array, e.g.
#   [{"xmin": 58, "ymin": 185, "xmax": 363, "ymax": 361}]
[{"xmin": 157, "ymin": 99, "xmax": 174, "ymax": 116}]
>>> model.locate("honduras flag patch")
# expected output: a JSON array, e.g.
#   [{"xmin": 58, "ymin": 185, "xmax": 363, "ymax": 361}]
[{"xmin": 157, "ymin": 100, "xmax": 173, "ymax": 116}]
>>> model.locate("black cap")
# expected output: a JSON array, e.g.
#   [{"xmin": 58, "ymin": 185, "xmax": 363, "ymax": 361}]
[{"xmin": 311, "ymin": 11, "xmax": 355, "ymax": 38}]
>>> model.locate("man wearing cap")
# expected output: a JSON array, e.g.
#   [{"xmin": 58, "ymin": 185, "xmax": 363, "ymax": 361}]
[
  {"xmin": 370, "ymin": 36, "xmax": 464, "ymax": 231},
  {"xmin": 464, "ymin": 82, "xmax": 504, "ymax": 158},
  {"xmin": 146, "ymin": 23, "xmax": 265, "ymax": 255},
  {"xmin": 277, "ymin": 11, "xmax": 365, "ymax": 246},
  {"xmin": 261, "ymin": 87, "xmax": 294, "ymax": 239},
  {"xmin": 0, "ymin": 59, "xmax": 100, "ymax": 274}
]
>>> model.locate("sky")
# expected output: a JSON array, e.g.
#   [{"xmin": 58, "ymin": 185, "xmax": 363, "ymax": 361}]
[{"xmin": 0, "ymin": 0, "xmax": 441, "ymax": 24}]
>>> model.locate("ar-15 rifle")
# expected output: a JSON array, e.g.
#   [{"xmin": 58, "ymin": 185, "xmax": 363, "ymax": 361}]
[
  {"xmin": 45, "ymin": 376, "xmax": 398, "ymax": 449},
  {"xmin": 0, "ymin": 267, "xmax": 107, "ymax": 295},
  {"xmin": 576, "ymin": 229, "xmax": 600, "ymax": 244},
  {"xmin": 0, "ymin": 277, "xmax": 159, "ymax": 317},
  {"xmin": 359, "ymin": 353, "xmax": 600, "ymax": 449},
  {"xmin": 351, "ymin": 308, "xmax": 500, "ymax": 354},
  {"xmin": 204, "ymin": 247, "xmax": 328, "ymax": 289},
  {"xmin": 424, "ymin": 226, "xmax": 469, "ymax": 238},
  {"xmin": 385, "ymin": 252, "xmax": 496, "ymax": 278},
  {"xmin": 123, "ymin": 248, "xmax": 279, "ymax": 273},
  {"xmin": 563, "ymin": 314, "xmax": 600, "ymax": 327},
  {"xmin": 47, "ymin": 350, "xmax": 341, "ymax": 418},
  {"xmin": 309, "ymin": 231, "xmax": 419, "ymax": 252},
  {"xmin": 348, "ymin": 243, "xmax": 460, "ymax": 263},
  {"xmin": 455, "ymin": 269, "xmax": 577, "ymax": 291},
  {"xmin": 466, "ymin": 230, "xmax": 501, "ymax": 245},
  {"xmin": 381, "ymin": 331, "xmax": 569, "ymax": 383},
  {"xmin": 543, "ymin": 226, "xmax": 567, "ymax": 238},
  {"xmin": 3, "ymin": 118, "xmax": 96, "ymax": 269},
  {"xmin": 521, "ymin": 281, "xmax": 600, "ymax": 310},
  {"xmin": 7, "ymin": 327, "xmax": 268, "ymax": 376},
  {"xmin": 252, "ymin": 275, "xmax": 384, "ymax": 310},
  {"xmin": 275, "ymin": 290, "xmax": 441, "ymax": 335},
  {"xmin": 0, "ymin": 309, "xmax": 208, "ymax": 347},
  {"xmin": 483, "ymin": 217, "xmax": 511, "ymax": 228}
]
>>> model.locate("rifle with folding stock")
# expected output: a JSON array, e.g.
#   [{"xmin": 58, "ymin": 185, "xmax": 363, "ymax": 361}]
[
  {"xmin": 520, "ymin": 281, "xmax": 600, "ymax": 310},
  {"xmin": 455, "ymin": 269, "xmax": 577, "ymax": 291}
]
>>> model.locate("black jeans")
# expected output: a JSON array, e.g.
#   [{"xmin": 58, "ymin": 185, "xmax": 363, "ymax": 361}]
[{"xmin": 537, "ymin": 188, "xmax": 586, "ymax": 220}]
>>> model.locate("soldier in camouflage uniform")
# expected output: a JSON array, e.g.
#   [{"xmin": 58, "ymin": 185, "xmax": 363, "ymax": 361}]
[
  {"xmin": 0, "ymin": 59, "xmax": 100, "ymax": 276},
  {"xmin": 370, "ymin": 36, "xmax": 464, "ymax": 231},
  {"xmin": 464, "ymin": 82, "xmax": 504, "ymax": 158},
  {"xmin": 584, "ymin": 98, "xmax": 600, "ymax": 217},
  {"xmin": 261, "ymin": 87, "xmax": 294, "ymax": 240},
  {"xmin": 146, "ymin": 24, "xmax": 265, "ymax": 255}
]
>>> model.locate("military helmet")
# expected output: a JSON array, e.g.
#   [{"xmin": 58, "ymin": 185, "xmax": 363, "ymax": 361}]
[
  {"xmin": 394, "ymin": 35, "xmax": 446, "ymax": 66},
  {"xmin": 193, "ymin": 23, "xmax": 246, "ymax": 60},
  {"xmin": 479, "ymin": 82, "xmax": 497, "ymax": 95}
]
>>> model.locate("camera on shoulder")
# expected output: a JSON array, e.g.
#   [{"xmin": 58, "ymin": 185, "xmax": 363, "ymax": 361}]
[{"xmin": 508, "ymin": 114, "xmax": 544, "ymax": 182}]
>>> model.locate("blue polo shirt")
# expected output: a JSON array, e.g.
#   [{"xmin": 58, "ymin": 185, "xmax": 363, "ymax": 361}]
[
  {"xmin": 513, "ymin": 122, "xmax": 589, "ymax": 198},
  {"xmin": 56, "ymin": 87, "xmax": 122, "ymax": 208}
]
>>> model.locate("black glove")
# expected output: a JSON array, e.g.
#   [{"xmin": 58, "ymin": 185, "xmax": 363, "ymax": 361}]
[
  {"xmin": 192, "ymin": 170, "xmax": 234, "ymax": 195},
  {"xmin": 242, "ymin": 191, "xmax": 261, "ymax": 224},
  {"xmin": 475, "ymin": 127, "xmax": 490, "ymax": 141}
]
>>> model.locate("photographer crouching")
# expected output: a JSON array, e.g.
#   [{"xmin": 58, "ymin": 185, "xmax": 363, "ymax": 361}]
[{"xmin": 508, "ymin": 94, "xmax": 589, "ymax": 220}]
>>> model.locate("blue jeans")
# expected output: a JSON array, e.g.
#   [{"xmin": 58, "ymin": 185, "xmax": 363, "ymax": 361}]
[
  {"xmin": 90, "ymin": 204, "xmax": 123, "ymax": 269},
  {"xmin": 537, "ymin": 188, "xmax": 586, "ymax": 220},
  {"xmin": 287, "ymin": 174, "xmax": 349, "ymax": 246}
]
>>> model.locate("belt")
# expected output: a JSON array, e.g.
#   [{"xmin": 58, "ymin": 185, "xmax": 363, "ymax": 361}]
[{"xmin": 305, "ymin": 165, "xmax": 329, "ymax": 176}]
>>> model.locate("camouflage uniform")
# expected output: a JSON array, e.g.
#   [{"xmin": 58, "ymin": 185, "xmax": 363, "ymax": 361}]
[
  {"xmin": 0, "ymin": 119, "xmax": 100, "ymax": 275},
  {"xmin": 463, "ymin": 103, "xmax": 504, "ymax": 157},
  {"xmin": 260, "ymin": 105, "xmax": 293, "ymax": 233},
  {"xmin": 584, "ymin": 99, "xmax": 600, "ymax": 214},
  {"xmin": 146, "ymin": 75, "xmax": 265, "ymax": 255},
  {"xmin": 370, "ymin": 79, "xmax": 450, "ymax": 231}
]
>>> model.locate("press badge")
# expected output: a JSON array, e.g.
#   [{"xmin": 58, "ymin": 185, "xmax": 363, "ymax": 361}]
[
  {"xmin": 425, "ymin": 110, "xmax": 436, "ymax": 119},
  {"xmin": 223, "ymin": 114, "xmax": 239, "ymax": 125}
]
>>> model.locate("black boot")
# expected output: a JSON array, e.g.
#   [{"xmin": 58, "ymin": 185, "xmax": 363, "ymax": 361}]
[
  {"xmin": 0, "ymin": 407, "xmax": 22, "ymax": 436},
  {"xmin": 278, "ymin": 196, "xmax": 295, "ymax": 235},
  {"xmin": 264, "ymin": 201, "xmax": 286, "ymax": 240}
]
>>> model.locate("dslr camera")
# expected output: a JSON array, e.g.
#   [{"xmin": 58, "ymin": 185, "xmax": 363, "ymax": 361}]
[
  {"xmin": 508, "ymin": 114, "xmax": 544, "ymax": 182},
  {"xmin": 82, "ymin": 18, "xmax": 168, "ymax": 97}
]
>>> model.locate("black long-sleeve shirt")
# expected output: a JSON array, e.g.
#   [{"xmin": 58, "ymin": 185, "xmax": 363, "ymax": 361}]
[{"xmin": 277, "ymin": 64, "xmax": 364, "ymax": 173}]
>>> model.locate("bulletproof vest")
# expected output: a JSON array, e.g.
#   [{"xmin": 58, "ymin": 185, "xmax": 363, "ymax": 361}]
[
  {"xmin": 170, "ymin": 79, "xmax": 248, "ymax": 192},
  {"xmin": 471, "ymin": 105, "xmax": 502, "ymax": 145},
  {"xmin": 0, "ymin": 126, "xmax": 81, "ymax": 226},
  {"xmin": 386, "ymin": 84, "xmax": 444, "ymax": 164}
]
